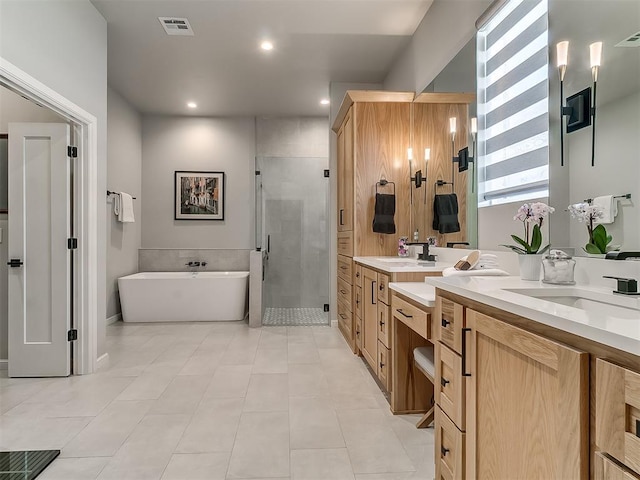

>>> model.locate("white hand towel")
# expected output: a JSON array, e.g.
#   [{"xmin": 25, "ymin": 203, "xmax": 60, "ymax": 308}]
[
  {"xmin": 443, "ymin": 267, "xmax": 509, "ymax": 277},
  {"xmin": 593, "ymin": 195, "xmax": 616, "ymax": 224},
  {"xmin": 114, "ymin": 192, "xmax": 135, "ymax": 223}
]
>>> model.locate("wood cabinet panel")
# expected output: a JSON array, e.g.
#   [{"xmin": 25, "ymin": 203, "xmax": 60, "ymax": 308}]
[
  {"xmin": 337, "ymin": 255, "xmax": 352, "ymax": 283},
  {"xmin": 337, "ymin": 231, "xmax": 353, "ymax": 257},
  {"xmin": 337, "ymin": 299, "xmax": 353, "ymax": 351},
  {"xmin": 435, "ymin": 342, "xmax": 465, "ymax": 431},
  {"xmin": 377, "ymin": 272, "xmax": 390, "ymax": 305},
  {"xmin": 594, "ymin": 452, "xmax": 638, "ymax": 480},
  {"xmin": 391, "ymin": 294, "xmax": 430, "ymax": 340},
  {"xmin": 377, "ymin": 340, "xmax": 391, "ymax": 392},
  {"xmin": 361, "ymin": 267, "xmax": 378, "ymax": 370},
  {"xmin": 337, "ymin": 109, "xmax": 353, "ymax": 233},
  {"xmin": 596, "ymin": 358, "xmax": 640, "ymax": 475},
  {"xmin": 465, "ymin": 309, "xmax": 588, "ymax": 480},
  {"xmin": 436, "ymin": 296, "xmax": 465, "ymax": 354},
  {"xmin": 354, "ymin": 286, "xmax": 362, "ymax": 321},
  {"xmin": 377, "ymin": 301, "xmax": 390, "ymax": 348},
  {"xmin": 354, "ymin": 263, "xmax": 362, "ymax": 287},
  {"xmin": 435, "ymin": 405, "xmax": 465, "ymax": 480},
  {"xmin": 337, "ymin": 276, "xmax": 352, "ymax": 311},
  {"xmin": 355, "ymin": 315, "xmax": 362, "ymax": 351}
]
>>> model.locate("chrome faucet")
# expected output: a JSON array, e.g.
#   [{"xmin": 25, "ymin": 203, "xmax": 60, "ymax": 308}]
[{"xmin": 605, "ymin": 251, "xmax": 640, "ymax": 260}]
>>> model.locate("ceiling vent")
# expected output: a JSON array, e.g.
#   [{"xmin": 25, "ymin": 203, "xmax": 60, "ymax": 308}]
[
  {"xmin": 615, "ymin": 31, "xmax": 640, "ymax": 47},
  {"xmin": 158, "ymin": 17, "xmax": 194, "ymax": 36}
]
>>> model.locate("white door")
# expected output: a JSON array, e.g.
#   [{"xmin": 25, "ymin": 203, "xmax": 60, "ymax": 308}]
[{"xmin": 8, "ymin": 123, "xmax": 71, "ymax": 377}]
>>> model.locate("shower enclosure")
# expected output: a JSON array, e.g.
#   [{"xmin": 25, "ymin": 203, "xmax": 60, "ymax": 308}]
[{"xmin": 255, "ymin": 156, "xmax": 329, "ymax": 326}]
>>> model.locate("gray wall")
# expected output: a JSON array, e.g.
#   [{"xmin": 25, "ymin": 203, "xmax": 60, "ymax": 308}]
[
  {"xmin": 141, "ymin": 116, "xmax": 256, "ymax": 249},
  {"xmin": 106, "ymin": 88, "xmax": 142, "ymax": 321},
  {"xmin": 139, "ymin": 249, "xmax": 250, "ymax": 272},
  {"xmin": 0, "ymin": 0, "xmax": 109, "ymax": 359},
  {"xmin": 0, "ymin": 88, "xmax": 65, "ymax": 361}
]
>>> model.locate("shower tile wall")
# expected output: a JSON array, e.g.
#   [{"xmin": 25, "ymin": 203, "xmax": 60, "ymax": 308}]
[
  {"xmin": 139, "ymin": 248, "xmax": 251, "ymax": 272},
  {"xmin": 262, "ymin": 157, "xmax": 328, "ymax": 309}
]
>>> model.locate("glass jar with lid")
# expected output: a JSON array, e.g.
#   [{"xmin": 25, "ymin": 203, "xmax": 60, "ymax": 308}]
[{"xmin": 542, "ymin": 250, "xmax": 576, "ymax": 285}]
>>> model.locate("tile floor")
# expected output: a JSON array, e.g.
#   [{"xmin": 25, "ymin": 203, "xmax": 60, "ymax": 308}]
[{"xmin": 0, "ymin": 322, "xmax": 435, "ymax": 480}]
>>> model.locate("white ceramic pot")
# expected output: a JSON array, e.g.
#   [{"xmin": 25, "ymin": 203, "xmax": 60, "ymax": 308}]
[{"xmin": 518, "ymin": 254, "xmax": 543, "ymax": 281}]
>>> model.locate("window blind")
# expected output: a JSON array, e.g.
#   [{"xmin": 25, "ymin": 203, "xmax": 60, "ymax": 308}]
[{"xmin": 477, "ymin": 0, "xmax": 549, "ymax": 206}]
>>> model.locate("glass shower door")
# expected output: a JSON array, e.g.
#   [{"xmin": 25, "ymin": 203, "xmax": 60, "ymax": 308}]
[{"xmin": 256, "ymin": 156, "xmax": 329, "ymax": 326}]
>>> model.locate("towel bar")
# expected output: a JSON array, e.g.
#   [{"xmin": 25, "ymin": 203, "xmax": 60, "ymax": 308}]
[
  {"xmin": 107, "ymin": 190, "xmax": 137, "ymax": 200},
  {"xmin": 583, "ymin": 193, "xmax": 630, "ymax": 204}
]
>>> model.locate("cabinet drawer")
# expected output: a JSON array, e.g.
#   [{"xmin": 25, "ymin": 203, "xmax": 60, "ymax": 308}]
[
  {"xmin": 436, "ymin": 297, "xmax": 465, "ymax": 354},
  {"xmin": 354, "ymin": 286, "xmax": 362, "ymax": 320},
  {"xmin": 337, "ymin": 231, "xmax": 353, "ymax": 257},
  {"xmin": 355, "ymin": 315, "xmax": 362, "ymax": 350},
  {"xmin": 594, "ymin": 452, "xmax": 638, "ymax": 480},
  {"xmin": 391, "ymin": 294, "xmax": 430, "ymax": 340},
  {"xmin": 377, "ymin": 273, "xmax": 390, "ymax": 305},
  {"xmin": 377, "ymin": 340, "xmax": 391, "ymax": 392},
  {"xmin": 435, "ymin": 406, "xmax": 464, "ymax": 480},
  {"xmin": 354, "ymin": 264, "xmax": 362, "ymax": 287},
  {"xmin": 596, "ymin": 359, "xmax": 640, "ymax": 474},
  {"xmin": 337, "ymin": 255, "xmax": 352, "ymax": 283},
  {"xmin": 337, "ymin": 299, "xmax": 353, "ymax": 340},
  {"xmin": 435, "ymin": 342, "xmax": 465, "ymax": 431},
  {"xmin": 377, "ymin": 302, "xmax": 390, "ymax": 348},
  {"xmin": 337, "ymin": 276, "xmax": 352, "ymax": 311}
]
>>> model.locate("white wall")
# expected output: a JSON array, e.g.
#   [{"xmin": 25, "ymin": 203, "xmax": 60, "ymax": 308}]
[
  {"xmin": 106, "ymin": 88, "xmax": 142, "ymax": 321},
  {"xmin": 0, "ymin": 88, "xmax": 65, "ymax": 361},
  {"xmin": 256, "ymin": 117, "xmax": 328, "ymax": 158},
  {"xmin": 0, "ymin": 1, "xmax": 108, "ymax": 358},
  {"xmin": 566, "ymin": 91, "xmax": 640, "ymax": 252},
  {"xmin": 141, "ymin": 116, "xmax": 255, "ymax": 249},
  {"xmin": 383, "ymin": 0, "xmax": 491, "ymax": 93}
]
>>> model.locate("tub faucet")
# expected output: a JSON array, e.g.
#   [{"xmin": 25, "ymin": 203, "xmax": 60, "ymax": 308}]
[{"xmin": 185, "ymin": 261, "xmax": 200, "ymax": 267}]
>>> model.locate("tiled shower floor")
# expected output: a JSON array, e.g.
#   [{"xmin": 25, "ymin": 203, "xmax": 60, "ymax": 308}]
[{"xmin": 262, "ymin": 307, "xmax": 328, "ymax": 326}]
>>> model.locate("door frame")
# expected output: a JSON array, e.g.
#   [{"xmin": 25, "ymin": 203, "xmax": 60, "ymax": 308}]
[{"xmin": 0, "ymin": 57, "xmax": 98, "ymax": 375}]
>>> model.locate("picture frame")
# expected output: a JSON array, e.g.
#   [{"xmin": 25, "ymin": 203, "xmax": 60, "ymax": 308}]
[{"xmin": 174, "ymin": 171, "xmax": 225, "ymax": 220}]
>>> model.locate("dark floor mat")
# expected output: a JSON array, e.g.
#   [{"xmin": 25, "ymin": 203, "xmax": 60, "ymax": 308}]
[{"xmin": 0, "ymin": 450, "xmax": 60, "ymax": 480}]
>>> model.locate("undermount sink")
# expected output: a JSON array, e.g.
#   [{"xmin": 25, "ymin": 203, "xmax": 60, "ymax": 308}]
[
  {"xmin": 504, "ymin": 287, "xmax": 640, "ymax": 320},
  {"xmin": 375, "ymin": 257, "xmax": 418, "ymax": 263}
]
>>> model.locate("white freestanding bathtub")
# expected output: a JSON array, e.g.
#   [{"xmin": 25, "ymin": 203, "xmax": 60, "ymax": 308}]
[{"xmin": 118, "ymin": 272, "xmax": 249, "ymax": 322}]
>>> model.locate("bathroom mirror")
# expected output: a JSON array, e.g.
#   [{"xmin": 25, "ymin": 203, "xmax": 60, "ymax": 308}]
[
  {"xmin": 411, "ymin": 37, "xmax": 478, "ymax": 248},
  {"xmin": 548, "ymin": 0, "xmax": 640, "ymax": 256}
]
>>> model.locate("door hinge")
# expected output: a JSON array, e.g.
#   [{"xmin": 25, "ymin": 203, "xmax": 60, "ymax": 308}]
[
  {"xmin": 67, "ymin": 329, "xmax": 78, "ymax": 341},
  {"xmin": 67, "ymin": 146, "xmax": 78, "ymax": 158},
  {"xmin": 324, "ymin": 169, "xmax": 330, "ymax": 178},
  {"xmin": 67, "ymin": 238, "xmax": 78, "ymax": 250}
]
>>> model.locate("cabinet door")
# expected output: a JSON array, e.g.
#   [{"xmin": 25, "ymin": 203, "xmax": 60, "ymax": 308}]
[
  {"xmin": 377, "ymin": 272, "xmax": 390, "ymax": 305},
  {"xmin": 377, "ymin": 301, "xmax": 390, "ymax": 348},
  {"xmin": 596, "ymin": 359, "xmax": 640, "ymax": 474},
  {"xmin": 361, "ymin": 267, "xmax": 378, "ymax": 370},
  {"xmin": 377, "ymin": 340, "xmax": 391, "ymax": 391},
  {"xmin": 435, "ymin": 406, "xmax": 465, "ymax": 480},
  {"xmin": 594, "ymin": 452, "xmax": 638, "ymax": 480},
  {"xmin": 465, "ymin": 309, "xmax": 588, "ymax": 480},
  {"xmin": 337, "ymin": 109, "xmax": 353, "ymax": 232}
]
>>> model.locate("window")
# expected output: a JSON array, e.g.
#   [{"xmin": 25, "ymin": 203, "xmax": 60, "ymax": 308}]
[{"xmin": 477, "ymin": 0, "xmax": 549, "ymax": 207}]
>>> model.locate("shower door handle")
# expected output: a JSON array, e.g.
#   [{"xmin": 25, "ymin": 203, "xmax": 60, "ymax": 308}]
[{"xmin": 267, "ymin": 235, "xmax": 271, "ymax": 253}]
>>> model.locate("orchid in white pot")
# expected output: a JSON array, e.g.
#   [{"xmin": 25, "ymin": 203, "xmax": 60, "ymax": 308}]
[
  {"xmin": 501, "ymin": 202, "xmax": 555, "ymax": 255},
  {"xmin": 567, "ymin": 203, "xmax": 617, "ymax": 254}
]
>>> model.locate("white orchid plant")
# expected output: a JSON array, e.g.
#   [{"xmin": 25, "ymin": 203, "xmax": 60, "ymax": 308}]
[
  {"xmin": 501, "ymin": 202, "xmax": 555, "ymax": 255},
  {"xmin": 567, "ymin": 203, "xmax": 616, "ymax": 254}
]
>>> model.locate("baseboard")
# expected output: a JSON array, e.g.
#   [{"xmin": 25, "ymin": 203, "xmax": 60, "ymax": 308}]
[
  {"xmin": 0, "ymin": 359, "xmax": 7, "ymax": 370},
  {"xmin": 96, "ymin": 353, "xmax": 110, "ymax": 371},
  {"xmin": 331, "ymin": 319, "xmax": 338, "ymax": 327},
  {"xmin": 106, "ymin": 313, "xmax": 122, "ymax": 325}
]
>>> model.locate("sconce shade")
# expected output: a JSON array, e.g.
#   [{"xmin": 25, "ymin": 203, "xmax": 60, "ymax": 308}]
[
  {"xmin": 470, "ymin": 117, "xmax": 477, "ymax": 135},
  {"xmin": 590, "ymin": 42, "xmax": 602, "ymax": 68},
  {"xmin": 449, "ymin": 117, "xmax": 456, "ymax": 134},
  {"xmin": 556, "ymin": 41, "xmax": 569, "ymax": 67},
  {"xmin": 424, "ymin": 148, "xmax": 430, "ymax": 161}
]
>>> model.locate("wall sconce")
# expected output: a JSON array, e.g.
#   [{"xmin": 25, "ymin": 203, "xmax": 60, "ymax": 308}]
[
  {"xmin": 439, "ymin": 116, "xmax": 477, "ymax": 191},
  {"xmin": 408, "ymin": 147, "xmax": 424, "ymax": 189},
  {"xmin": 557, "ymin": 40, "xmax": 602, "ymax": 167}
]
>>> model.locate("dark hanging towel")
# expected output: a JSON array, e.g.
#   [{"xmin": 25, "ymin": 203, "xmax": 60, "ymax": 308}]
[
  {"xmin": 372, "ymin": 193, "xmax": 396, "ymax": 234},
  {"xmin": 433, "ymin": 193, "xmax": 460, "ymax": 234}
]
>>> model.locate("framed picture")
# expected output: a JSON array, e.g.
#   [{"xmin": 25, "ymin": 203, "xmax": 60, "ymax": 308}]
[{"xmin": 174, "ymin": 171, "xmax": 225, "ymax": 220}]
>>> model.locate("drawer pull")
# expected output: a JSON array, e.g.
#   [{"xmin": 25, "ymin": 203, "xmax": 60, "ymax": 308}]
[
  {"xmin": 340, "ymin": 266, "xmax": 348, "ymax": 270},
  {"xmin": 356, "ymin": 330, "xmax": 360, "ymax": 336},
  {"xmin": 441, "ymin": 318, "xmax": 451, "ymax": 327},
  {"xmin": 396, "ymin": 309, "xmax": 413, "ymax": 319},
  {"xmin": 379, "ymin": 283, "xmax": 385, "ymax": 291},
  {"xmin": 441, "ymin": 446, "xmax": 450, "ymax": 457},
  {"xmin": 379, "ymin": 320, "xmax": 385, "ymax": 327},
  {"xmin": 441, "ymin": 377, "xmax": 450, "ymax": 387},
  {"xmin": 356, "ymin": 272, "xmax": 360, "ymax": 278},
  {"xmin": 339, "ymin": 209, "xmax": 344, "ymax": 225},
  {"xmin": 339, "ymin": 313, "xmax": 347, "ymax": 320},
  {"xmin": 379, "ymin": 362, "xmax": 385, "ymax": 368},
  {"xmin": 372, "ymin": 282, "xmax": 377, "ymax": 305},
  {"xmin": 462, "ymin": 327, "xmax": 472, "ymax": 377},
  {"xmin": 340, "ymin": 289, "xmax": 348, "ymax": 294},
  {"xmin": 636, "ymin": 419, "xmax": 640, "ymax": 438}
]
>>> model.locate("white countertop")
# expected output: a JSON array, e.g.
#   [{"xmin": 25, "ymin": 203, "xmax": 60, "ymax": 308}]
[
  {"xmin": 353, "ymin": 256, "xmax": 451, "ymax": 273},
  {"xmin": 389, "ymin": 282, "xmax": 436, "ymax": 307},
  {"xmin": 424, "ymin": 276, "xmax": 640, "ymax": 357}
]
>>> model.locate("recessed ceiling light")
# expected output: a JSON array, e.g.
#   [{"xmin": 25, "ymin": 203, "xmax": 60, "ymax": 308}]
[
  {"xmin": 260, "ymin": 41, "xmax": 274, "ymax": 51},
  {"xmin": 187, "ymin": 102, "xmax": 197, "ymax": 109},
  {"xmin": 320, "ymin": 99, "xmax": 330, "ymax": 106}
]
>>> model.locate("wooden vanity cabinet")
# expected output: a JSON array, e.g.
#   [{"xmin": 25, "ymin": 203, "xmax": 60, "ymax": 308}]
[
  {"xmin": 596, "ymin": 359, "xmax": 640, "ymax": 476},
  {"xmin": 434, "ymin": 293, "xmax": 589, "ymax": 480}
]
